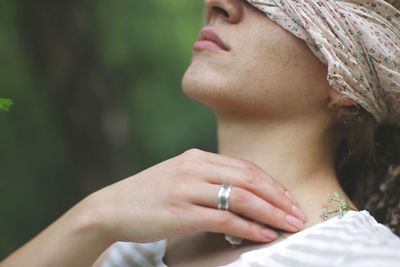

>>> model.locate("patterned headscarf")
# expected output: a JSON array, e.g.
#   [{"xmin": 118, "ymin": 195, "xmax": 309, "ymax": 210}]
[{"xmin": 246, "ymin": 0, "xmax": 400, "ymax": 126}]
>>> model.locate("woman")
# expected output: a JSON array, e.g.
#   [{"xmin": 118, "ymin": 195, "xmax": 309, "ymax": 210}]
[
  {"xmin": 2, "ymin": 0, "xmax": 400, "ymax": 266},
  {"xmin": 100, "ymin": 0, "xmax": 400, "ymax": 266}
]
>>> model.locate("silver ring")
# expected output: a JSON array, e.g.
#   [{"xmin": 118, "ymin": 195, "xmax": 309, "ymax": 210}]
[{"xmin": 218, "ymin": 184, "xmax": 232, "ymax": 210}]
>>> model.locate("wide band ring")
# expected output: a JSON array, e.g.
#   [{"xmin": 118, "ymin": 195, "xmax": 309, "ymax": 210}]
[{"xmin": 218, "ymin": 184, "xmax": 232, "ymax": 211}]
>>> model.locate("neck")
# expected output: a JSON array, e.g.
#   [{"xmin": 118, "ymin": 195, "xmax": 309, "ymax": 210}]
[{"xmin": 216, "ymin": 115, "xmax": 357, "ymax": 230}]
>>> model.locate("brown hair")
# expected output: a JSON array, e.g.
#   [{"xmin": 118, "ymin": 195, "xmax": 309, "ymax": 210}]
[
  {"xmin": 329, "ymin": 101, "xmax": 376, "ymax": 205},
  {"xmin": 329, "ymin": 97, "xmax": 400, "ymax": 208}
]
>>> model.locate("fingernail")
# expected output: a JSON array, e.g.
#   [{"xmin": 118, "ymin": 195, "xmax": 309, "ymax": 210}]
[
  {"xmin": 286, "ymin": 214, "xmax": 303, "ymax": 230},
  {"xmin": 292, "ymin": 205, "xmax": 307, "ymax": 222},
  {"xmin": 285, "ymin": 190, "xmax": 298, "ymax": 205},
  {"xmin": 262, "ymin": 229, "xmax": 278, "ymax": 241}
]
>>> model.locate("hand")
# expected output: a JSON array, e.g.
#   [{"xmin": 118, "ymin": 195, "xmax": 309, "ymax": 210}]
[{"xmin": 85, "ymin": 148, "xmax": 307, "ymax": 244}]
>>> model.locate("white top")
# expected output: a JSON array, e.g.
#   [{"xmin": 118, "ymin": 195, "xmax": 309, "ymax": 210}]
[{"xmin": 101, "ymin": 210, "xmax": 400, "ymax": 267}]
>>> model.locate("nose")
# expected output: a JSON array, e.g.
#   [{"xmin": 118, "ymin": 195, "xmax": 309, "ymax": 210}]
[{"xmin": 204, "ymin": 0, "xmax": 243, "ymax": 25}]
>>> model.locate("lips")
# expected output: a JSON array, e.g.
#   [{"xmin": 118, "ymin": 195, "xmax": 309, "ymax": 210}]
[{"xmin": 193, "ymin": 27, "xmax": 229, "ymax": 51}]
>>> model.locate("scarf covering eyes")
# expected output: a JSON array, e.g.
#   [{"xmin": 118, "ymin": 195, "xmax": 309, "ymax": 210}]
[{"xmin": 246, "ymin": 0, "xmax": 400, "ymax": 126}]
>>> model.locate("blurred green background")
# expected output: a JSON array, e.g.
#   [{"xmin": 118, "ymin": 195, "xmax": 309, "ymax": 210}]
[{"xmin": 0, "ymin": 0, "xmax": 218, "ymax": 259}]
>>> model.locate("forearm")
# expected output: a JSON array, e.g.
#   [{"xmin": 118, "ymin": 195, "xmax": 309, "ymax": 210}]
[{"xmin": 0, "ymin": 195, "xmax": 114, "ymax": 267}]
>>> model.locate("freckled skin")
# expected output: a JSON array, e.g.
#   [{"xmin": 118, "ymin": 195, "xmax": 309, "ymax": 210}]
[
  {"xmin": 182, "ymin": 2, "xmax": 344, "ymax": 121},
  {"xmin": 167, "ymin": 1, "xmax": 358, "ymax": 266}
]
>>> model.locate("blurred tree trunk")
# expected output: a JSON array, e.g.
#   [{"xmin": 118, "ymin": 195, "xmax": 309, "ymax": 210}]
[{"xmin": 16, "ymin": 0, "xmax": 132, "ymax": 202}]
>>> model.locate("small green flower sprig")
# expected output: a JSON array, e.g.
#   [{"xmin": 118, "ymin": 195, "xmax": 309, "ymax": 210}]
[
  {"xmin": 276, "ymin": 192, "xmax": 358, "ymax": 240},
  {"xmin": 322, "ymin": 192, "xmax": 358, "ymax": 220}
]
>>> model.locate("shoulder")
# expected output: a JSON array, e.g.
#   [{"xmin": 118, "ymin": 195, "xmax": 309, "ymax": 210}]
[
  {"xmin": 318, "ymin": 210, "xmax": 400, "ymax": 245},
  {"xmin": 223, "ymin": 210, "xmax": 400, "ymax": 267},
  {"xmin": 101, "ymin": 239, "xmax": 167, "ymax": 267},
  {"xmin": 330, "ymin": 210, "xmax": 400, "ymax": 266}
]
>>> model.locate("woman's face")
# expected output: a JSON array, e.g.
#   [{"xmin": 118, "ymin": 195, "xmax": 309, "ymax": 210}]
[{"xmin": 182, "ymin": 0, "xmax": 335, "ymax": 121}]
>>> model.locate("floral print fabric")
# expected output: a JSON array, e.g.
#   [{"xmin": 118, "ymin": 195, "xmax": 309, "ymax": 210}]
[{"xmin": 246, "ymin": 0, "xmax": 400, "ymax": 126}]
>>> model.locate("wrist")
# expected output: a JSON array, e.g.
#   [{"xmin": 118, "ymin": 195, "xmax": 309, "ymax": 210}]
[{"xmin": 74, "ymin": 192, "xmax": 117, "ymax": 247}]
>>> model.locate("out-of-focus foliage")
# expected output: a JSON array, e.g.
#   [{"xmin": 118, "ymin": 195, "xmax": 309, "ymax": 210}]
[
  {"xmin": 0, "ymin": 0, "xmax": 216, "ymax": 259},
  {"xmin": 0, "ymin": 99, "xmax": 13, "ymax": 111},
  {"xmin": 93, "ymin": 0, "xmax": 213, "ymax": 157}
]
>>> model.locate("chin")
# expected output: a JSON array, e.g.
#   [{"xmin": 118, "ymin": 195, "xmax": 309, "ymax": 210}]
[
  {"xmin": 181, "ymin": 66, "xmax": 256, "ymax": 117},
  {"xmin": 181, "ymin": 63, "xmax": 224, "ymax": 105}
]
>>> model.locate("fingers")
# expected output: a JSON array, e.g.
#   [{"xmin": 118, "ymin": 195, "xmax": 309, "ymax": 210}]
[
  {"xmin": 179, "ymin": 148, "xmax": 306, "ymax": 231},
  {"xmin": 181, "ymin": 149, "xmax": 305, "ymax": 221},
  {"xmin": 186, "ymin": 150, "xmax": 289, "ymax": 198},
  {"xmin": 197, "ymin": 162, "xmax": 306, "ymax": 222},
  {"xmin": 190, "ymin": 205, "xmax": 279, "ymax": 243},
  {"xmin": 190, "ymin": 183, "xmax": 303, "ymax": 233}
]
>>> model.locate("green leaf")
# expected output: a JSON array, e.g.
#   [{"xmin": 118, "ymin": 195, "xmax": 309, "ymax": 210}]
[
  {"xmin": 0, "ymin": 98, "xmax": 14, "ymax": 112},
  {"xmin": 278, "ymin": 231, "xmax": 287, "ymax": 239}
]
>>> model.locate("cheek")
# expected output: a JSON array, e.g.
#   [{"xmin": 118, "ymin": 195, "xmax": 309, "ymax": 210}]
[
  {"xmin": 230, "ymin": 40, "xmax": 299, "ymax": 110},
  {"xmin": 236, "ymin": 26, "xmax": 330, "ymax": 112}
]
